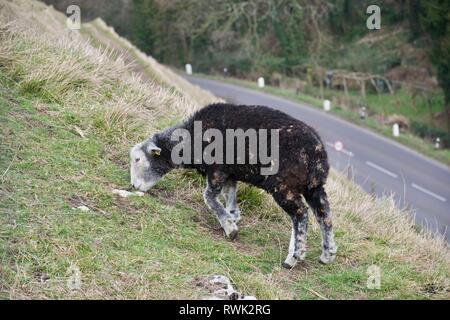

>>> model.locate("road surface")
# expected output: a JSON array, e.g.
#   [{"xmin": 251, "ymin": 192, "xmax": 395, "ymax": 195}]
[{"xmin": 186, "ymin": 75, "xmax": 450, "ymax": 241}]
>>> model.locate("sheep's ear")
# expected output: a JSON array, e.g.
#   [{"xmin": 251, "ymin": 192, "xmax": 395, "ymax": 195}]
[{"xmin": 146, "ymin": 141, "xmax": 162, "ymax": 156}]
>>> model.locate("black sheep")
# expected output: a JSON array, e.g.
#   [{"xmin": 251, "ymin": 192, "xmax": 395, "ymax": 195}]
[{"xmin": 130, "ymin": 103, "xmax": 337, "ymax": 268}]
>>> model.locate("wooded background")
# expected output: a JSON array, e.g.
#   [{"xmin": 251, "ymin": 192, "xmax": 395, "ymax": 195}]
[{"xmin": 42, "ymin": 0, "xmax": 449, "ymax": 133}]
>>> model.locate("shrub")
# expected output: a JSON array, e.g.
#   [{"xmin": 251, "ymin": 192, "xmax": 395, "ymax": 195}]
[{"xmin": 410, "ymin": 121, "xmax": 450, "ymax": 148}]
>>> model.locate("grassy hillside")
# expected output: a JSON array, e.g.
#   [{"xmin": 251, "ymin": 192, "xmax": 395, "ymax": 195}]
[{"xmin": 1, "ymin": 0, "xmax": 449, "ymax": 299}]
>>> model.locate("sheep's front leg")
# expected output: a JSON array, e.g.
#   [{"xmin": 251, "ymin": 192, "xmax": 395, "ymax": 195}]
[
  {"xmin": 221, "ymin": 179, "xmax": 241, "ymax": 223},
  {"xmin": 204, "ymin": 173, "xmax": 238, "ymax": 239}
]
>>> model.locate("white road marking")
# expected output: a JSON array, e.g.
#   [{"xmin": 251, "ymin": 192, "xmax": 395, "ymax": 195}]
[
  {"xmin": 411, "ymin": 183, "xmax": 447, "ymax": 202},
  {"xmin": 325, "ymin": 141, "xmax": 354, "ymax": 157},
  {"xmin": 365, "ymin": 161, "xmax": 398, "ymax": 178}
]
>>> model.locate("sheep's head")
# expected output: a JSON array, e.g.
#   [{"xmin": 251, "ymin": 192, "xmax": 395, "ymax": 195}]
[{"xmin": 129, "ymin": 138, "xmax": 169, "ymax": 192}]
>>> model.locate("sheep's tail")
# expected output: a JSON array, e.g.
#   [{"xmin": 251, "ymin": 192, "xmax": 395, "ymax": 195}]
[{"xmin": 307, "ymin": 129, "xmax": 330, "ymax": 189}]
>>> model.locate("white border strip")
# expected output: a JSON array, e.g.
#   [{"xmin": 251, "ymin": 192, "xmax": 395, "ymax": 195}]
[
  {"xmin": 366, "ymin": 161, "xmax": 398, "ymax": 178},
  {"xmin": 411, "ymin": 183, "xmax": 446, "ymax": 202}
]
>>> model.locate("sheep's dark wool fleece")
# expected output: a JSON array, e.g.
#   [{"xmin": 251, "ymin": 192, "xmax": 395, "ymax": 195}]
[
  {"xmin": 130, "ymin": 103, "xmax": 337, "ymax": 268},
  {"xmin": 153, "ymin": 103, "xmax": 329, "ymax": 193}
]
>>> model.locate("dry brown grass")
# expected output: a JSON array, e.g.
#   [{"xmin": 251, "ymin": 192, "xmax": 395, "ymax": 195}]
[
  {"xmin": 83, "ymin": 18, "xmax": 220, "ymax": 108},
  {"xmin": 0, "ymin": 6, "xmax": 198, "ymax": 138}
]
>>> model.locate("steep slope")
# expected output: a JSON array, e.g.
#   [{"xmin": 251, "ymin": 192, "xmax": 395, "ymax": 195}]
[{"xmin": 0, "ymin": 0, "xmax": 449, "ymax": 299}]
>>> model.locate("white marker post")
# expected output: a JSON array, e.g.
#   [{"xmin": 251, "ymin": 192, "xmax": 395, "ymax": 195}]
[
  {"xmin": 392, "ymin": 123, "xmax": 400, "ymax": 137},
  {"xmin": 257, "ymin": 77, "xmax": 265, "ymax": 88},
  {"xmin": 185, "ymin": 64, "xmax": 192, "ymax": 75},
  {"xmin": 435, "ymin": 137, "xmax": 440, "ymax": 150},
  {"xmin": 323, "ymin": 99, "xmax": 331, "ymax": 112}
]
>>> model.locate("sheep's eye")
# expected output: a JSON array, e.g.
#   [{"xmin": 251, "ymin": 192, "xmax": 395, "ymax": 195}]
[{"xmin": 135, "ymin": 158, "xmax": 140, "ymax": 163}]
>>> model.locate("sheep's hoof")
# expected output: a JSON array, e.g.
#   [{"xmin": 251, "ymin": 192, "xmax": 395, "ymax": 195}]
[
  {"xmin": 223, "ymin": 219, "xmax": 238, "ymax": 240},
  {"xmin": 319, "ymin": 252, "xmax": 336, "ymax": 264},
  {"xmin": 282, "ymin": 256, "xmax": 298, "ymax": 269},
  {"xmin": 228, "ymin": 229, "xmax": 238, "ymax": 240}
]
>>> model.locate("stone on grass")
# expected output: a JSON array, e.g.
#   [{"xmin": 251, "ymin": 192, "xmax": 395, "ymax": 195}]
[
  {"xmin": 72, "ymin": 205, "xmax": 90, "ymax": 212},
  {"xmin": 200, "ymin": 275, "xmax": 257, "ymax": 300},
  {"xmin": 112, "ymin": 189, "xmax": 144, "ymax": 198}
]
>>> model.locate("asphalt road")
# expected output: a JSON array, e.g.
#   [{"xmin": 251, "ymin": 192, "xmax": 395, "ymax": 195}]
[{"xmin": 185, "ymin": 75, "xmax": 450, "ymax": 241}]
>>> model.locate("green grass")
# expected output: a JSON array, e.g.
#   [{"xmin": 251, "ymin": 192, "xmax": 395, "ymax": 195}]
[
  {"xmin": 325, "ymin": 26, "xmax": 406, "ymax": 75},
  {"xmin": 1, "ymin": 85, "xmax": 449, "ymax": 299},
  {"xmin": 198, "ymin": 74, "xmax": 450, "ymax": 167},
  {"xmin": 0, "ymin": 88, "xmax": 278, "ymax": 298}
]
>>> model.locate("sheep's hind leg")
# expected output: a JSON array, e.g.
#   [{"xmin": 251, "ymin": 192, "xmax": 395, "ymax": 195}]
[
  {"xmin": 273, "ymin": 192, "xmax": 309, "ymax": 269},
  {"xmin": 304, "ymin": 186, "xmax": 337, "ymax": 264},
  {"xmin": 221, "ymin": 179, "xmax": 241, "ymax": 223},
  {"xmin": 204, "ymin": 173, "xmax": 238, "ymax": 240}
]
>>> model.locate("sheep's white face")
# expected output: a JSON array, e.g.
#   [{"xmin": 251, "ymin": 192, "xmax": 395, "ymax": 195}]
[{"xmin": 130, "ymin": 141, "xmax": 162, "ymax": 192}]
